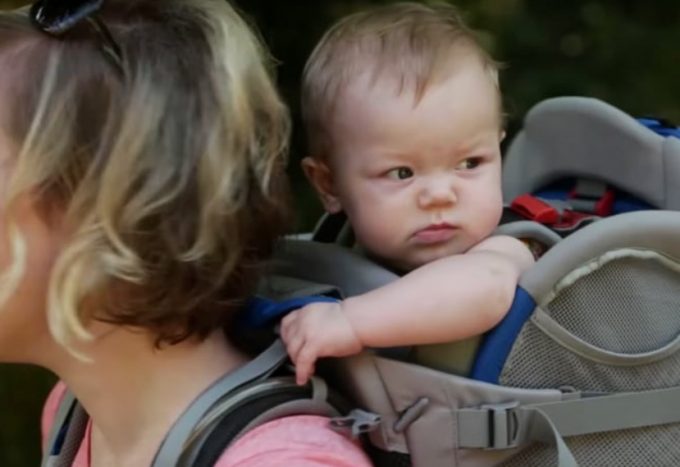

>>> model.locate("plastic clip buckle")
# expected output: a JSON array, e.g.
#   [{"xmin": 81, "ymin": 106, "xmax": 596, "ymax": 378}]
[
  {"xmin": 510, "ymin": 194, "xmax": 560, "ymax": 224},
  {"xmin": 330, "ymin": 408, "xmax": 381, "ymax": 438},
  {"xmin": 481, "ymin": 401, "xmax": 520, "ymax": 450}
]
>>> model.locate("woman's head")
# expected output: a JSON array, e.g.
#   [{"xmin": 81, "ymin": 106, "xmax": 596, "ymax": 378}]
[{"xmin": 0, "ymin": 0, "xmax": 290, "ymax": 355}]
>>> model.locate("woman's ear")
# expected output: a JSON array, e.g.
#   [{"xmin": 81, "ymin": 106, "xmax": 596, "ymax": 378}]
[{"xmin": 301, "ymin": 157, "xmax": 342, "ymax": 213}]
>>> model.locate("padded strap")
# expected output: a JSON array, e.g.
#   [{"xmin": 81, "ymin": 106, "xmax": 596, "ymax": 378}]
[
  {"xmin": 229, "ymin": 376, "xmax": 340, "ymax": 445},
  {"xmin": 187, "ymin": 376, "xmax": 341, "ymax": 467},
  {"xmin": 493, "ymin": 219, "xmax": 562, "ymax": 247},
  {"xmin": 151, "ymin": 339, "xmax": 289, "ymax": 467},
  {"xmin": 458, "ymin": 386, "xmax": 680, "ymax": 465}
]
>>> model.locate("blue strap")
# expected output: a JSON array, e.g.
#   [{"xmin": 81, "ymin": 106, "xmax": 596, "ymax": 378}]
[
  {"xmin": 638, "ymin": 117, "xmax": 680, "ymax": 138},
  {"xmin": 471, "ymin": 287, "xmax": 536, "ymax": 383},
  {"xmin": 241, "ymin": 295, "xmax": 339, "ymax": 329}
]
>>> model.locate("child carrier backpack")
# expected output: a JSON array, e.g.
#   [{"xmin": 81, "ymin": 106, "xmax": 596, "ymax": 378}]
[
  {"xmin": 269, "ymin": 97, "xmax": 680, "ymax": 467},
  {"xmin": 42, "ymin": 97, "xmax": 680, "ymax": 466}
]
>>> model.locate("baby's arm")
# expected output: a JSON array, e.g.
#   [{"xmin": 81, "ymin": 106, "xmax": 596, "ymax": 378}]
[{"xmin": 281, "ymin": 235, "xmax": 534, "ymax": 384}]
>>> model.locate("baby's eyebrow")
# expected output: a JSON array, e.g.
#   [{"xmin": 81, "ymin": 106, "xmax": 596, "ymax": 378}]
[
  {"xmin": 370, "ymin": 150, "xmax": 416, "ymax": 162},
  {"xmin": 454, "ymin": 134, "xmax": 501, "ymax": 153}
]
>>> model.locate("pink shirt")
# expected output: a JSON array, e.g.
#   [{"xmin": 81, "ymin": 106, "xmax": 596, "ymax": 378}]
[{"xmin": 42, "ymin": 383, "xmax": 372, "ymax": 467}]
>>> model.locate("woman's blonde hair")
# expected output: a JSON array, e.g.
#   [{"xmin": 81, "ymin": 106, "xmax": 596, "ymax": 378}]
[
  {"xmin": 301, "ymin": 1, "xmax": 501, "ymax": 157},
  {"xmin": 0, "ymin": 0, "xmax": 290, "ymax": 349}
]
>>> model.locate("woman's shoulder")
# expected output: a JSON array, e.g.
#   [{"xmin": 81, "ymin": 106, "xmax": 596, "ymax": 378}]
[{"xmin": 215, "ymin": 414, "xmax": 373, "ymax": 466}]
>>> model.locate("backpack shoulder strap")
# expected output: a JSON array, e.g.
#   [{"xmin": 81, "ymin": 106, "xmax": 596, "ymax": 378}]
[
  {"xmin": 189, "ymin": 375, "xmax": 343, "ymax": 467},
  {"xmin": 152, "ymin": 336, "xmax": 344, "ymax": 467},
  {"xmin": 40, "ymin": 339, "xmax": 338, "ymax": 467},
  {"xmin": 150, "ymin": 338, "xmax": 290, "ymax": 466},
  {"xmin": 38, "ymin": 340, "xmax": 288, "ymax": 467},
  {"xmin": 41, "ymin": 390, "xmax": 89, "ymax": 467}
]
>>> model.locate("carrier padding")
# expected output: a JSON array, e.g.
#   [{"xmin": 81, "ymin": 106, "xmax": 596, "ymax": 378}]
[
  {"xmin": 520, "ymin": 210, "xmax": 680, "ymax": 300},
  {"xmin": 502, "ymin": 97, "xmax": 680, "ymax": 209},
  {"xmin": 270, "ymin": 239, "xmax": 398, "ymax": 297},
  {"xmin": 495, "ymin": 210, "xmax": 680, "ymax": 465},
  {"xmin": 327, "ymin": 352, "xmax": 563, "ymax": 467},
  {"xmin": 493, "ymin": 220, "xmax": 562, "ymax": 247},
  {"xmin": 474, "ymin": 210, "xmax": 680, "ymax": 384},
  {"xmin": 470, "ymin": 287, "xmax": 536, "ymax": 383}
]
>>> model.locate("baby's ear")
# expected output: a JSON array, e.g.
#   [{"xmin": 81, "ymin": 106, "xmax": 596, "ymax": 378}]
[{"xmin": 301, "ymin": 157, "xmax": 342, "ymax": 214}]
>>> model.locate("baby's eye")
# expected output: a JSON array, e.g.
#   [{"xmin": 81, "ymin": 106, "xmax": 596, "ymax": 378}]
[
  {"xmin": 456, "ymin": 157, "xmax": 482, "ymax": 170},
  {"xmin": 386, "ymin": 167, "xmax": 414, "ymax": 180}
]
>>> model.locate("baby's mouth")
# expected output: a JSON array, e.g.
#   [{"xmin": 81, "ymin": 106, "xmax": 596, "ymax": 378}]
[{"xmin": 412, "ymin": 223, "xmax": 458, "ymax": 244}]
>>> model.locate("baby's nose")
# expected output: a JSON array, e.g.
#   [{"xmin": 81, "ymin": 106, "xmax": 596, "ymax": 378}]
[{"xmin": 418, "ymin": 177, "xmax": 457, "ymax": 208}]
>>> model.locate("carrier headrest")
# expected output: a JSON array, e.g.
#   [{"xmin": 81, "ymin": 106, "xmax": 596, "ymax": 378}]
[
  {"xmin": 503, "ymin": 97, "xmax": 680, "ymax": 209},
  {"xmin": 270, "ymin": 238, "xmax": 398, "ymax": 297}
]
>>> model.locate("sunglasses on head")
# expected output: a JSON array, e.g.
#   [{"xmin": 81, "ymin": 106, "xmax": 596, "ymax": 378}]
[{"xmin": 30, "ymin": 0, "xmax": 124, "ymax": 74}]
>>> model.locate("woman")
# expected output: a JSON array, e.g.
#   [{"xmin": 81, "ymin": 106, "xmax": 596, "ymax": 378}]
[{"xmin": 0, "ymin": 0, "xmax": 371, "ymax": 465}]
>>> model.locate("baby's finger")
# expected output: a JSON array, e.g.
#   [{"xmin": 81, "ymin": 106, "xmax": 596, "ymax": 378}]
[
  {"xmin": 296, "ymin": 364, "xmax": 309, "ymax": 386},
  {"xmin": 295, "ymin": 357, "xmax": 315, "ymax": 386},
  {"xmin": 284, "ymin": 332, "xmax": 304, "ymax": 363},
  {"xmin": 294, "ymin": 347, "xmax": 317, "ymax": 386}
]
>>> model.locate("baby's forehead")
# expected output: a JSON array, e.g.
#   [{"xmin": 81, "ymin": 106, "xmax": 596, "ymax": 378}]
[
  {"xmin": 333, "ymin": 57, "xmax": 500, "ymax": 119},
  {"xmin": 310, "ymin": 50, "xmax": 500, "ymax": 162}
]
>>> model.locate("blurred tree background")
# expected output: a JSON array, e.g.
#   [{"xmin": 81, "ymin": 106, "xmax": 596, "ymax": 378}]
[{"xmin": 0, "ymin": 0, "xmax": 677, "ymax": 465}]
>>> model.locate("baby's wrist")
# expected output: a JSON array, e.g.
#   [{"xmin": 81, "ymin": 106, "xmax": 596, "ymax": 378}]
[{"xmin": 340, "ymin": 297, "xmax": 368, "ymax": 347}]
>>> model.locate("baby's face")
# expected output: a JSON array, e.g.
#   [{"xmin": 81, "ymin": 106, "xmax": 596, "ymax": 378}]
[{"xmin": 323, "ymin": 60, "xmax": 503, "ymax": 271}]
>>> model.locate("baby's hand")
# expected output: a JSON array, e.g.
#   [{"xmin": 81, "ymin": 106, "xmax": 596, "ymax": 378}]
[{"xmin": 280, "ymin": 301, "xmax": 363, "ymax": 385}]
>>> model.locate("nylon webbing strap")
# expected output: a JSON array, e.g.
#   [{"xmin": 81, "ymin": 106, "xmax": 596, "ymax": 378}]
[
  {"xmin": 524, "ymin": 407, "xmax": 578, "ymax": 467},
  {"xmin": 42, "ymin": 391, "xmax": 76, "ymax": 467},
  {"xmin": 524, "ymin": 385, "xmax": 680, "ymax": 437},
  {"xmin": 458, "ymin": 385, "xmax": 680, "ymax": 465},
  {"xmin": 42, "ymin": 393, "xmax": 89, "ymax": 467},
  {"xmin": 571, "ymin": 179, "xmax": 607, "ymax": 213},
  {"xmin": 151, "ymin": 339, "xmax": 289, "ymax": 467}
]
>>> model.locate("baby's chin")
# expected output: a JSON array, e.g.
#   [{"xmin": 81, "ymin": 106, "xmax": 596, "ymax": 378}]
[
  {"xmin": 409, "ymin": 244, "xmax": 470, "ymax": 267},
  {"xmin": 362, "ymin": 239, "xmax": 473, "ymax": 273},
  {"xmin": 372, "ymin": 249, "xmax": 460, "ymax": 274}
]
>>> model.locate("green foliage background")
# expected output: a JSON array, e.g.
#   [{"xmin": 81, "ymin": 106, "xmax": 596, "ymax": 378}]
[{"xmin": 0, "ymin": 0, "xmax": 677, "ymax": 465}]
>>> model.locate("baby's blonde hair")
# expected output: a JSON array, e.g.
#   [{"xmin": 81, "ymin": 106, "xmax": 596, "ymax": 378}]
[
  {"xmin": 0, "ymin": 0, "xmax": 290, "ymax": 350},
  {"xmin": 301, "ymin": 1, "xmax": 500, "ymax": 157}
]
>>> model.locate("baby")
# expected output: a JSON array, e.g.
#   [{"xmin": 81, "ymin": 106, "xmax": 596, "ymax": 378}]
[{"xmin": 282, "ymin": 2, "xmax": 535, "ymax": 384}]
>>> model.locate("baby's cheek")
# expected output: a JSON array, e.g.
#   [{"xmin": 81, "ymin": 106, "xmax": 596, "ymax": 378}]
[
  {"xmin": 476, "ymin": 199, "xmax": 504, "ymax": 236},
  {"xmin": 353, "ymin": 219, "xmax": 397, "ymax": 254},
  {"xmin": 353, "ymin": 221, "xmax": 386, "ymax": 250}
]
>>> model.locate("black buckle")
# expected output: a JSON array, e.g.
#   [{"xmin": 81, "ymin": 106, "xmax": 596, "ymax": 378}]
[{"xmin": 481, "ymin": 401, "xmax": 520, "ymax": 450}]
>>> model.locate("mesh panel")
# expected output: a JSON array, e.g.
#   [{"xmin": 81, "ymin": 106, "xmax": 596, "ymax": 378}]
[
  {"xmin": 502, "ymin": 254, "xmax": 680, "ymax": 391},
  {"xmin": 545, "ymin": 256, "xmax": 680, "ymax": 353},
  {"xmin": 498, "ymin": 253, "xmax": 680, "ymax": 466},
  {"xmin": 500, "ymin": 322, "xmax": 680, "ymax": 391}
]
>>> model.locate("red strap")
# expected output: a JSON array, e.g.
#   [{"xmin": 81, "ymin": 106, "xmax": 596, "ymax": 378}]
[
  {"xmin": 594, "ymin": 189, "xmax": 615, "ymax": 216},
  {"xmin": 510, "ymin": 194, "xmax": 560, "ymax": 224}
]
